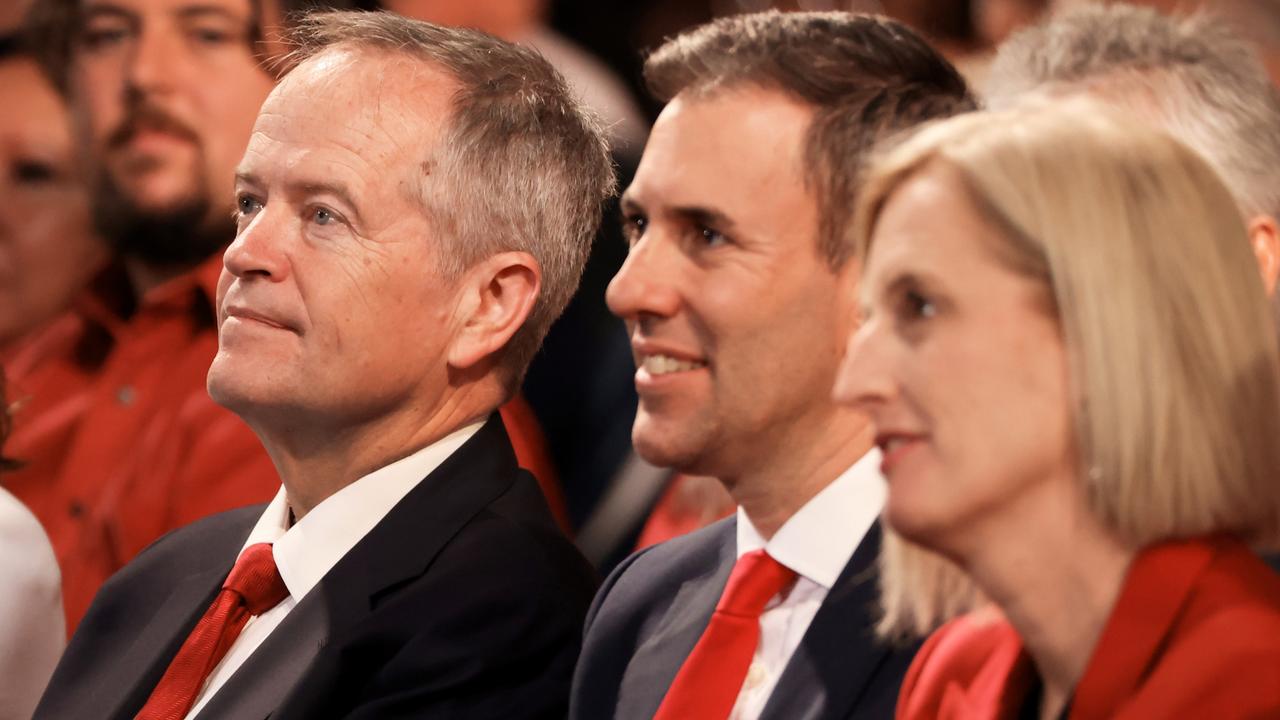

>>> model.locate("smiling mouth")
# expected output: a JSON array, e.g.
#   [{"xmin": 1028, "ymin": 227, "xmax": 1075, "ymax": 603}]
[
  {"xmin": 641, "ymin": 354, "xmax": 708, "ymax": 376},
  {"xmin": 877, "ymin": 433, "xmax": 926, "ymax": 475}
]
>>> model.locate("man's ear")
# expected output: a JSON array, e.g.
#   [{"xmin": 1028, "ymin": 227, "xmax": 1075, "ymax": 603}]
[
  {"xmin": 1248, "ymin": 215, "xmax": 1280, "ymax": 297},
  {"xmin": 447, "ymin": 252, "xmax": 541, "ymax": 371}
]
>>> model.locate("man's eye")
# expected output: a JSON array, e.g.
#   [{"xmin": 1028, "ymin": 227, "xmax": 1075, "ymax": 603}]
[
  {"xmin": 621, "ymin": 214, "xmax": 646, "ymax": 246},
  {"xmin": 700, "ymin": 227, "xmax": 727, "ymax": 247},
  {"xmin": 80, "ymin": 26, "xmax": 130, "ymax": 50},
  {"xmin": 14, "ymin": 161, "xmax": 57, "ymax": 185},
  {"xmin": 189, "ymin": 27, "xmax": 235, "ymax": 46},
  {"xmin": 902, "ymin": 290, "xmax": 936, "ymax": 320},
  {"xmin": 236, "ymin": 194, "xmax": 262, "ymax": 216},
  {"xmin": 312, "ymin": 207, "xmax": 336, "ymax": 226}
]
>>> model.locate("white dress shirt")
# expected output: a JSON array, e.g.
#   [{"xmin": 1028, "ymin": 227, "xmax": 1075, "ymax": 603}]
[
  {"xmin": 727, "ymin": 448, "xmax": 885, "ymax": 720},
  {"xmin": 184, "ymin": 421, "xmax": 483, "ymax": 719}
]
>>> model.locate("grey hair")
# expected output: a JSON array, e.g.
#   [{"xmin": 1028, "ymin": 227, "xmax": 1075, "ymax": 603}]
[
  {"xmin": 986, "ymin": 4, "xmax": 1280, "ymax": 224},
  {"xmin": 282, "ymin": 10, "xmax": 616, "ymax": 384}
]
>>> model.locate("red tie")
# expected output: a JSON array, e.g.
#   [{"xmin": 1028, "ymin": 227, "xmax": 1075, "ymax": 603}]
[
  {"xmin": 136, "ymin": 543, "xmax": 289, "ymax": 720},
  {"xmin": 653, "ymin": 549, "xmax": 798, "ymax": 720}
]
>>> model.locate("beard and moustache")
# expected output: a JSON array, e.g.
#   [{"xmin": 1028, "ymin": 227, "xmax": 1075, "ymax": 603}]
[{"xmin": 90, "ymin": 102, "xmax": 235, "ymax": 270}]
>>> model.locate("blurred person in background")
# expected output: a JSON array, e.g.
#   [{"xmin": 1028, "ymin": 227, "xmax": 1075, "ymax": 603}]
[
  {"xmin": 12, "ymin": 0, "xmax": 288, "ymax": 633},
  {"xmin": 0, "ymin": 33, "xmax": 108, "ymax": 356},
  {"xmin": 986, "ymin": 3, "xmax": 1280, "ymax": 304},
  {"xmin": 0, "ymin": 369, "xmax": 64, "ymax": 720},
  {"xmin": 837, "ymin": 101, "xmax": 1280, "ymax": 719},
  {"xmin": 570, "ymin": 12, "xmax": 975, "ymax": 720},
  {"xmin": 1051, "ymin": 0, "xmax": 1280, "ymax": 86}
]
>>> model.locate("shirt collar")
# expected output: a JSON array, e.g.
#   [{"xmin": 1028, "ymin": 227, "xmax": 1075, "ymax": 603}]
[
  {"xmin": 736, "ymin": 447, "xmax": 885, "ymax": 589},
  {"xmin": 75, "ymin": 253, "xmax": 224, "ymax": 338},
  {"xmin": 242, "ymin": 420, "xmax": 484, "ymax": 601}
]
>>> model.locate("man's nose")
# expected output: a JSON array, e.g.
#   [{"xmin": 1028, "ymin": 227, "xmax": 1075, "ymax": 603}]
[
  {"xmin": 605, "ymin": 235, "xmax": 682, "ymax": 321},
  {"xmin": 223, "ymin": 205, "xmax": 289, "ymax": 283},
  {"xmin": 126, "ymin": 25, "xmax": 187, "ymax": 97}
]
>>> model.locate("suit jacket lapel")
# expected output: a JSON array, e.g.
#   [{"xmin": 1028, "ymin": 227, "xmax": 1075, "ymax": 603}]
[
  {"xmin": 615, "ymin": 523, "xmax": 737, "ymax": 720},
  {"xmin": 104, "ymin": 565, "xmax": 226, "ymax": 719},
  {"xmin": 1071, "ymin": 538, "xmax": 1219, "ymax": 718},
  {"xmin": 190, "ymin": 593, "xmax": 332, "ymax": 720},
  {"xmin": 762, "ymin": 522, "xmax": 895, "ymax": 720},
  {"xmin": 192, "ymin": 414, "xmax": 522, "ymax": 718}
]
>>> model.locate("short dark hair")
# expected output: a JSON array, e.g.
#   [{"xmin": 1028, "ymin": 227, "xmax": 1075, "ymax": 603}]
[
  {"xmin": 281, "ymin": 11, "xmax": 616, "ymax": 384},
  {"xmin": 644, "ymin": 10, "xmax": 976, "ymax": 267}
]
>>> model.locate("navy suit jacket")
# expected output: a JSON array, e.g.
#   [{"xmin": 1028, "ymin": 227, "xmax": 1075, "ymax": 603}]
[
  {"xmin": 36, "ymin": 415, "xmax": 598, "ymax": 719},
  {"xmin": 570, "ymin": 516, "xmax": 919, "ymax": 720}
]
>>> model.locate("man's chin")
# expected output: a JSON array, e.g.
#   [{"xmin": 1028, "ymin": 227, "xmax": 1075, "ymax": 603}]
[{"xmin": 632, "ymin": 418, "xmax": 710, "ymax": 474}]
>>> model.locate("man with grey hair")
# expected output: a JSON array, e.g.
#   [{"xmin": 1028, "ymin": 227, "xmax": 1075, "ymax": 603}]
[
  {"xmin": 986, "ymin": 2, "xmax": 1280, "ymax": 298},
  {"xmin": 35, "ymin": 10, "xmax": 613, "ymax": 720}
]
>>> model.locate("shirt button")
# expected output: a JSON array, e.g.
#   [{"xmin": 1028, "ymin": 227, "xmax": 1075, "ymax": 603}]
[
  {"xmin": 116, "ymin": 385, "xmax": 136, "ymax": 406},
  {"xmin": 744, "ymin": 662, "xmax": 766, "ymax": 690},
  {"xmin": 68, "ymin": 500, "xmax": 85, "ymax": 518}
]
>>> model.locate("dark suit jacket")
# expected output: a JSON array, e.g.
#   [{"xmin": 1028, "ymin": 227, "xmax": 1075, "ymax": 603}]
[
  {"xmin": 36, "ymin": 415, "xmax": 599, "ymax": 720},
  {"xmin": 897, "ymin": 536, "xmax": 1280, "ymax": 719},
  {"xmin": 570, "ymin": 516, "xmax": 919, "ymax": 720}
]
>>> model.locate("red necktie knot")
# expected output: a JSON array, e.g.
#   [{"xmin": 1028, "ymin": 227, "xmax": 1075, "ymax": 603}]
[
  {"xmin": 135, "ymin": 543, "xmax": 289, "ymax": 720},
  {"xmin": 652, "ymin": 549, "xmax": 798, "ymax": 720},
  {"xmin": 224, "ymin": 542, "xmax": 289, "ymax": 615},
  {"xmin": 716, "ymin": 549, "xmax": 797, "ymax": 617}
]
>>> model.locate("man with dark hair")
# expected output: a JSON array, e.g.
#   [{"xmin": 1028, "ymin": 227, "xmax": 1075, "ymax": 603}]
[
  {"xmin": 570, "ymin": 11, "xmax": 975, "ymax": 720},
  {"xmin": 36, "ymin": 10, "xmax": 612, "ymax": 720}
]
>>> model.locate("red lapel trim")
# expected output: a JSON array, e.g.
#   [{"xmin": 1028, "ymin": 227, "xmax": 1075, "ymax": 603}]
[{"xmin": 1070, "ymin": 537, "xmax": 1220, "ymax": 718}]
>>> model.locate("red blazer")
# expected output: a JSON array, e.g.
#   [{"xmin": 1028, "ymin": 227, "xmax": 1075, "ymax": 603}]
[{"xmin": 897, "ymin": 536, "xmax": 1280, "ymax": 719}]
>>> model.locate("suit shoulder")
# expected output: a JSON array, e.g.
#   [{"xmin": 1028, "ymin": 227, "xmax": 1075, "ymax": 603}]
[
  {"xmin": 93, "ymin": 505, "xmax": 263, "ymax": 601},
  {"xmin": 578, "ymin": 517, "xmax": 735, "ymax": 653},
  {"xmin": 602, "ymin": 516, "xmax": 736, "ymax": 596},
  {"xmin": 450, "ymin": 471, "xmax": 596, "ymax": 588},
  {"xmin": 1147, "ymin": 545, "xmax": 1280, "ymax": 676}
]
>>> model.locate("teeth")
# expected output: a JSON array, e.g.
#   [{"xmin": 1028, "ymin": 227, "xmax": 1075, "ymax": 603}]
[{"xmin": 643, "ymin": 354, "xmax": 706, "ymax": 376}]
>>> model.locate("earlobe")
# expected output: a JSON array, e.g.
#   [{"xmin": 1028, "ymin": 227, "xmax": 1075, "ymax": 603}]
[
  {"xmin": 447, "ymin": 252, "xmax": 541, "ymax": 371},
  {"xmin": 1248, "ymin": 216, "xmax": 1280, "ymax": 297}
]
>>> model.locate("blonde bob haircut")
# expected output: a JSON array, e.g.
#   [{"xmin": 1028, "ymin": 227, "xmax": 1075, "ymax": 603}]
[{"xmin": 853, "ymin": 100, "xmax": 1280, "ymax": 639}]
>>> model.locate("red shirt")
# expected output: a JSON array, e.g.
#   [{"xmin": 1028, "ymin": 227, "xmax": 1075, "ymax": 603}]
[
  {"xmin": 3, "ymin": 256, "xmax": 568, "ymax": 633},
  {"xmin": 3, "ymin": 257, "xmax": 278, "ymax": 632}
]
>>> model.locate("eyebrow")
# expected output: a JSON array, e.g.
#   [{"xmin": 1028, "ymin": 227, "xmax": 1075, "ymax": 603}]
[
  {"xmin": 673, "ymin": 205, "xmax": 736, "ymax": 233},
  {"xmin": 81, "ymin": 3, "xmax": 247, "ymax": 24},
  {"xmin": 620, "ymin": 194, "xmax": 737, "ymax": 233},
  {"xmin": 235, "ymin": 172, "xmax": 366, "ymax": 227}
]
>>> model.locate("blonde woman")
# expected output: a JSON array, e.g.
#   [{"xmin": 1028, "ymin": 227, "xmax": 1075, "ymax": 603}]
[{"xmin": 834, "ymin": 101, "xmax": 1280, "ymax": 719}]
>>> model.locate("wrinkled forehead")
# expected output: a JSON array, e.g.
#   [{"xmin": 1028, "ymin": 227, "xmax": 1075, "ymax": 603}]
[
  {"xmin": 244, "ymin": 47, "xmax": 459, "ymax": 209},
  {"xmin": 272, "ymin": 46, "xmax": 456, "ymax": 149}
]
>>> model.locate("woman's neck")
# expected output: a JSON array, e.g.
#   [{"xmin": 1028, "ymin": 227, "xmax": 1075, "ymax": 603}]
[{"xmin": 957, "ymin": 480, "xmax": 1135, "ymax": 718}]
